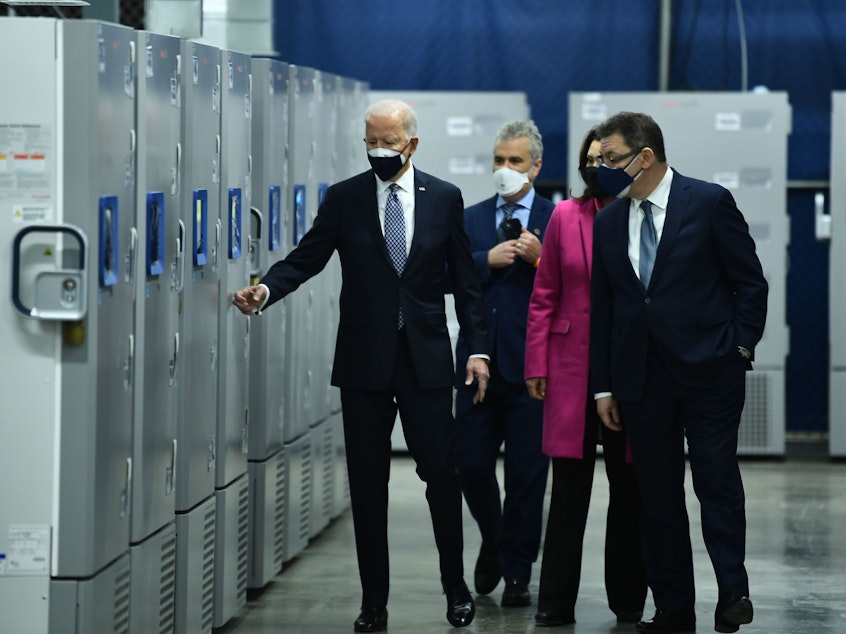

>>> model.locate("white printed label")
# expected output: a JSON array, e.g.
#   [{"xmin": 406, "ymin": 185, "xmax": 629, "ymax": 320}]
[
  {"xmin": 446, "ymin": 117, "xmax": 473, "ymax": 137},
  {"xmin": 7, "ymin": 525, "xmax": 50, "ymax": 575},
  {"xmin": 12, "ymin": 204, "xmax": 52, "ymax": 223}
]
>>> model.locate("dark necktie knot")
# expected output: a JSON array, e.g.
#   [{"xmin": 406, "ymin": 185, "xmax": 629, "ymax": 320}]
[{"xmin": 501, "ymin": 202, "xmax": 518, "ymax": 220}]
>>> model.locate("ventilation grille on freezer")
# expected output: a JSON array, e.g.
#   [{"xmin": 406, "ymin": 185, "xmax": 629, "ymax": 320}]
[
  {"xmin": 236, "ymin": 478, "xmax": 250, "ymax": 599},
  {"xmin": 114, "ymin": 564, "xmax": 131, "ymax": 634},
  {"xmin": 300, "ymin": 443, "xmax": 313, "ymax": 542},
  {"xmin": 738, "ymin": 370, "xmax": 783, "ymax": 454},
  {"xmin": 274, "ymin": 454, "xmax": 287, "ymax": 569},
  {"xmin": 201, "ymin": 503, "xmax": 216, "ymax": 631},
  {"xmin": 158, "ymin": 531, "xmax": 177, "ymax": 633},
  {"xmin": 322, "ymin": 424, "xmax": 334, "ymax": 521}
]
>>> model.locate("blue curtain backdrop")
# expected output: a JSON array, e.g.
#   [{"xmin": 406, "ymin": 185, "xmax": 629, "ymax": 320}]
[{"xmin": 274, "ymin": 0, "xmax": 846, "ymax": 436}]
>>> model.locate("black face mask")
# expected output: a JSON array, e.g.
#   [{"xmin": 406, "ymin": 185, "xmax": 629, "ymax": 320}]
[
  {"xmin": 367, "ymin": 140, "xmax": 411, "ymax": 181},
  {"xmin": 582, "ymin": 166, "xmax": 610, "ymax": 200}
]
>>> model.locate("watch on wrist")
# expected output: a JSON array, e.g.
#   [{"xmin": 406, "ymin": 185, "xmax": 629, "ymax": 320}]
[{"xmin": 737, "ymin": 346, "xmax": 752, "ymax": 360}]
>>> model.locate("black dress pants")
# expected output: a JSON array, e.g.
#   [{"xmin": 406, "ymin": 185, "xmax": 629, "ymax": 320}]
[
  {"xmin": 536, "ymin": 392, "xmax": 647, "ymax": 618},
  {"xmin": 454, "ymin": 365, "xmax": 548, "ymax": 582},
  {"xmin": 621, "ymin": 344, "xmax": 749, "ymax": 613},
  {"xmin": 340, "ymin": 328, "xmax": 464, "ymax": 608}
]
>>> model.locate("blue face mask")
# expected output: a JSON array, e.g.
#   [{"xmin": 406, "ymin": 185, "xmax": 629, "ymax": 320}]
[
  {"xmin": 582, "ymin": 166, "xmax": 610, "ymax": 200},
  {"xmin": 596, "ymin": 151, "xmax": 643, "ymax": 198}
]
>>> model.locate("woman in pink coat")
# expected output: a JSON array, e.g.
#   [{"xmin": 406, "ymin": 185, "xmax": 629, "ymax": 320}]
[{"xmin": 525, "ymin": 127, "xmax": 646, "ymax": 627}]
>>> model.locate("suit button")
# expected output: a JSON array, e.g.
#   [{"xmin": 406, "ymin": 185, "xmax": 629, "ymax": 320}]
[
  {"xmin": 644, "ymin": 297, "xmax": 651, "ymax": 304},
  {"xmin": 492, "ymin": 308, "xmax": 497, "ymax": 314}
]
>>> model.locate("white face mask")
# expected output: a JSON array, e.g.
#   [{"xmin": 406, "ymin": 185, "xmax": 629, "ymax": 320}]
[
  {"xmin": 367, "ymin": 147, "xmax": 406, "ymax": 159},
  {"xmin": 493, "ymin": 166, "xmax": 530, "ymax": 197}
]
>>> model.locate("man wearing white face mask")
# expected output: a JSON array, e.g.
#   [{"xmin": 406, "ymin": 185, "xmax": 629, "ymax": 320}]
[{"xmin": 454, "ymin": 120, "xmax": 554, "ymax": 608}]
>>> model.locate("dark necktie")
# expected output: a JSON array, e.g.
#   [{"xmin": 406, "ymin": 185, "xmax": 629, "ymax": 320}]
[
  {"xmin": 639, "ymin": 199, "xmax": 657, "ymax": 289},
  {"xmin": 384, "ymin": 183, "xmax": 407, "ymax": 326}
]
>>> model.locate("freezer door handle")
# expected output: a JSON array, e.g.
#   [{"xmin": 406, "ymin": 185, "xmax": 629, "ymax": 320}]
[
  {"xmin": 11, "ymin": 223, "xmax": 88, "ymax": 320},
  {"xmin": 249, "ymin": 206, "xmax": 263, "ymax": 279}
]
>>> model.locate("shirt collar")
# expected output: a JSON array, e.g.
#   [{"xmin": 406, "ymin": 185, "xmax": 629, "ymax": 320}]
[
  {"xmin": 376, "ymin": 162, "xmax": 415, "ymax": 194},
  {"xmin": 497, "ymin": 187, "xmax": 535, "ymax": 211},
  {"xmin": 632, "ymin": 167, "xmax": 673, "ymax": 211}
]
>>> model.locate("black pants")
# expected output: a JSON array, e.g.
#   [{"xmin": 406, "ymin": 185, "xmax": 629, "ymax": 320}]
[
  {"xmin": 341, "ymin": 329, "xmax": 463, "ymax": 608},
  {"xmin": 621, "ymin": 344, "xmax": 749, "ymax": 612},
  {"xmin": 454, "ymin": 365, "xmax": 548, "ymax": 581},
  {"xmin": 536, "ymin": 393, "xmax": 647, "ymax": 618}
]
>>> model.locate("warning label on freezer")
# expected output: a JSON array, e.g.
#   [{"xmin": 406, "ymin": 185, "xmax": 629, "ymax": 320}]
[
  {"xmin": 0, "ymin": 124, "xmax": 52, "ymax": 195},
  {"xmin": 5, "ymin": 525, "xmax": 50, "ymax": 575},
  {"xmin": 12, "ymin": 204, "xmax": 52, "ymax": 223}
]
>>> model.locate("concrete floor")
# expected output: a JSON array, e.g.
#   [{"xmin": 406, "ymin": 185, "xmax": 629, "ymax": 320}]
[{"xmin": 217, "ymin": 455, "xmax": 846, "ymax": 634}]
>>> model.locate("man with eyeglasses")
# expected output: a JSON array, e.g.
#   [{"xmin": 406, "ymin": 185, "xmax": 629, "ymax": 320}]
[{"xmin": 589, "ymin": 111, "xmax": 767, "ymax": 634}]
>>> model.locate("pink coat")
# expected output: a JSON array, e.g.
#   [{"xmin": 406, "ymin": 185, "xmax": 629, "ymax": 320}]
[{"xmin": 524, "ymin": 197, "xmax": 597, "ymax": 459}]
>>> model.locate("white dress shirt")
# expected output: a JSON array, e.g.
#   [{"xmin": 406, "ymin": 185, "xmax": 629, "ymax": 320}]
[
  {"xmin": 627, "ymin": 167, "xmax": 674, "ymax": 282},
  {"xmin": 375, "ymin": 163, "xmax": 416, "ymax": 255}
]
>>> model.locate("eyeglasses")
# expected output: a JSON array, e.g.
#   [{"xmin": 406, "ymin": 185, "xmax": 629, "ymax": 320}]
[{"xmin": 597, "ymin": 148, "xmax": 641, "ymax": 167}]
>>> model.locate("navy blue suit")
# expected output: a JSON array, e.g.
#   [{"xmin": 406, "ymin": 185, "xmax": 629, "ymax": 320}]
[
  {"xmin": 454, "ymin": 192, "xmax": 554, "ymax": 583},
  {"xmin": 590, "ymin": 170, "xmax": 768, "ymax": 613},
  {"xmin": 260, "ymin": 167, "xmax": 488, "ymax": 608}
]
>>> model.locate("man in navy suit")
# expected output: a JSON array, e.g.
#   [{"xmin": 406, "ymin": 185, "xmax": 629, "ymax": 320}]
[
  {"xmin": 234, "ymin": 99, "xmax": 490, "ymax": 632},
  {"xmin": 590, "ymin": 111, "xmax": 767, "ymax": 634},
  {"xmin": 454, "ymin": 120, "xmax": 554, "ymax": 608}
]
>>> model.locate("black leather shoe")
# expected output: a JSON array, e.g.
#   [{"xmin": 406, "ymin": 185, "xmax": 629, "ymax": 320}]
[
  {"xmin": 353, "ymin": 606, "xmax": 388, "ymax": 632},
  {"xmin": 442, "ymin": 578, "xmax": 475, "ymax": 627},
  {"xmin": 715, "ymin": 594, "xmax": 753, "ymax": 633},
  {"xmin": 473, "ymin": 543, "xmax": 501, "ymax": 595},
  {"xmin": 636, "ymin": 609, "xmax": 696, "ymax": 633},
  {"xmin": 616, "ymin": 609, "xmax": 644, "ymax": 624},
  {"xmin": 501, "ymin": 578, "xmax": 531, "ymax": 607},
  {"xmin": 535, "ymin": 609, "xmax": 576, "ymax": 626}
]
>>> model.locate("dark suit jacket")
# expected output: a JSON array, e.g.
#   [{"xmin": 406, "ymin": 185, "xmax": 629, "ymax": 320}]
[
  {"xmin": 260, "ymin": 167, "xmax": 488, "ymax": 391},
  {"xmin": 590, "ymin": 169, "xmax": 768, "ymax": 401},
  {"xmin": 454, "ymin": 193, "xmax": 555, "ymax": 386}
]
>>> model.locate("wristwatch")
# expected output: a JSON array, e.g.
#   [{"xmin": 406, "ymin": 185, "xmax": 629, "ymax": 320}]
[{"xmin": 737, "ymin": 346, "xmax": 752, "ymax": 360}]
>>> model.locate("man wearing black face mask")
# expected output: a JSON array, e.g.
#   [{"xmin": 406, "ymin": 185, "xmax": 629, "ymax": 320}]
[
  {"xmin": 590, "ymin": 112, "xmax": 767, "ymax": 634},
  {"xmin": 524, "ymin": 126, "xmax": 647, "ymax": 627},
  {"xmin": 233, "ymin": 99, "xmax": 490, "ymax": 632}
]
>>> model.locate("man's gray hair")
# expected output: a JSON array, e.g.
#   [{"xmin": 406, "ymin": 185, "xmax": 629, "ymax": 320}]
[
  {"xmin": 495, "ymin": 120, "xmax": 543, "ymax": 162},
  {"xmin": 365, "ymin": 99, "xmax": 418, "ymax": 139}
]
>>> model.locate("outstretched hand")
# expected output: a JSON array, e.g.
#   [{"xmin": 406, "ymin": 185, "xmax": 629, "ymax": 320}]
[{"xmin": 232, "ymin": 285, "xmax": 268, "ymax": 315}]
